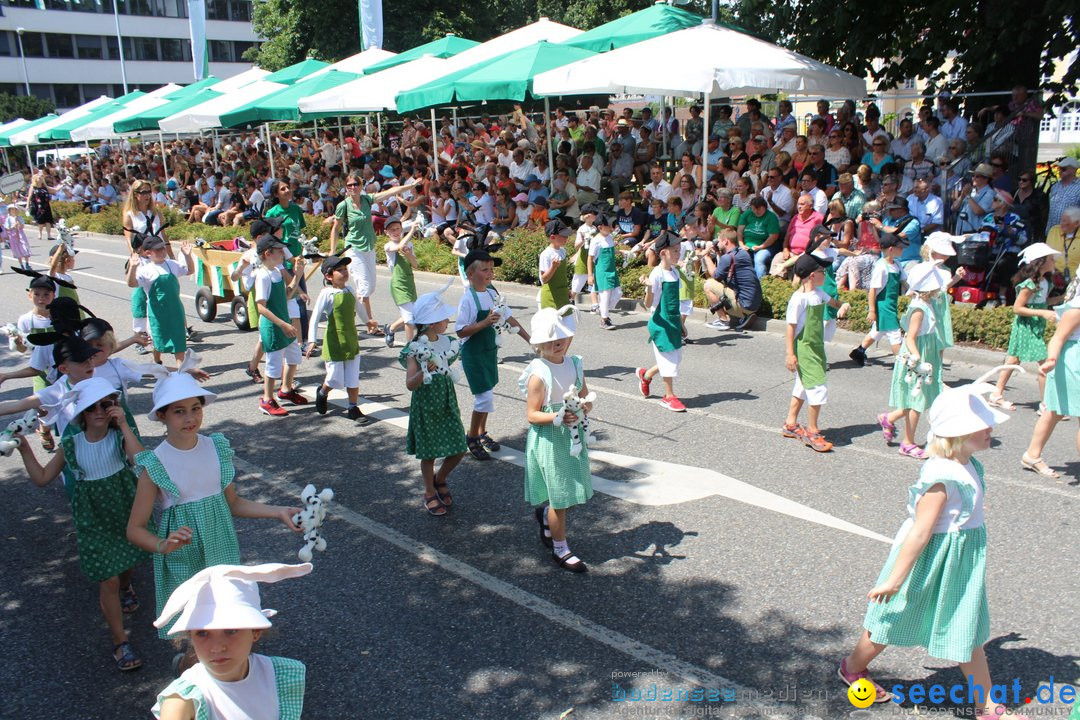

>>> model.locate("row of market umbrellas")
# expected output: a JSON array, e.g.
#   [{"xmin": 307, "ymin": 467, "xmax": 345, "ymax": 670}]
[{"xmin": 0, "ymin": 3, "xmax": 866, "ymax": 150}]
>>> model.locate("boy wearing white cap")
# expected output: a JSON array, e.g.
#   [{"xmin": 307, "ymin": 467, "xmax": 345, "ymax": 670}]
[
  {"xmin": 521, "ymin": 305, "xmax": 592, "ymax": 572},
  {"xmin": 841, "ymin": 369, "xmax": 1033, "ymax": 720},
  {"xmin": 152, "ymin": 563, "xmax": 312, "ymax": 720},
  {"xmin": 401, "ymin": 284, "xmax": 468, "ymax": 516},
  {"xmin": 635, "ymin": 231, "xmax": 688, "ymax": 412},
  {"xmin": 878, "ymin": 262, "xmax": 946, "ymax": 459},
  {"xmin": 990, "ymin": 242, "xmax": 1062, "ymax": 414},
  {"xmin": 306, "ymin": 255, "xmax": 369, "ymax": 423}
]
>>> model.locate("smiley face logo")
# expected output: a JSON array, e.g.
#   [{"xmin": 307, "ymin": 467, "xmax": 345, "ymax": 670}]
[{"xmin": 848, "ymin": 678, "xmax": 877, "ymax": 708}]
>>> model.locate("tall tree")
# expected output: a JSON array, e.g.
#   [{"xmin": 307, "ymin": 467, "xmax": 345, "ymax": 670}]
[
  {"xmin": 730, "ymin": 0, "xmax": 1078, "ymax": 110},
  {"xmin": 0, "ymin": 93, "xmax": 56, "ymax": 124}
]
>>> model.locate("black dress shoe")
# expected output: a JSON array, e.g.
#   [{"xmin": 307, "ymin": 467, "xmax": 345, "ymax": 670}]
[
  {"xmin": 315, "ymin": 385, "xmax": 328, "ymax": 415},
  {"xmin": 552, "ymin": 550, "xmax": 587, "ymax": 573}
]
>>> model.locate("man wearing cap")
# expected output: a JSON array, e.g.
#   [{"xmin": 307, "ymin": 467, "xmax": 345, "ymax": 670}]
[
  {"xmin": 953, "ymin": 163, "xmax": 996, "ymax": 234},
  {"xmin": 539, "ymin": 219, "xmax": 573, "ymax": 309},
  {"xmin": 611, "ymin": 118, "xmax": 637, "ymax": 157},
  {"xmin": 773, "ymin": 123, "xmax": 798, "ymax": 155},
  {"xmin": 1045, "ymin": 156, "xmax": 1080, "ymax": 237},
  {"xmin": 701, "ymin": 229, "xmax": 763, "ymax": 331}
]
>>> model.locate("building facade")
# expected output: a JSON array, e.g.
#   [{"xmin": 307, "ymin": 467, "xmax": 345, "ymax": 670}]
[{"xmin": 0, "ymin": 0, "xmax": 259, "ymax": 110}]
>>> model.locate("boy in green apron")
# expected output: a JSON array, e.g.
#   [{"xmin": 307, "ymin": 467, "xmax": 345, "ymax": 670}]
[
  {"xmin": 254, "ymin": 235, "xmax": 306, "ymax": 417},
  {"xmin": 125, "ymin": 235, "xmax": 194, "ymax": 368},
  {"xmin": 382, "ymin": 218, "xmax": 420, "ymax": 348},
  {"xmin": 635, "ymin": 232, "xmax": 688, "ymax": 412},
  {"xmin": 850, "ymin": 233, "xmax": 908, "ymax": 367},
  {"xmin": 784, "ymin": 253, "xmax": 850, "ymax": 452},
  {"xmin": 588, "ymin": 214, "xmax": 623, "ymax": 330},
  {"xmin": 456, "ymin": 250, "xmax": 531, "ymax": 460},
  {"xmin": 539, "ymin": 218, "xmax": 572, "ymax": 310},
  {"xmin": 306, "ymin": 255, "xmax": 370, "ymax": 424}
]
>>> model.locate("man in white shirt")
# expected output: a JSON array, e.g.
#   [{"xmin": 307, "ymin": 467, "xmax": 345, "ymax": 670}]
[
  {"xmin": 508, "ymin": 149, "xmax": 535, "ymax": 187},
  {"xmin": 923, "ymin": 117, "xmax": 949, "ymax": 166},
  {"xmin": 495, "ymin": 140, "xmax": 513, "ymax": 169},
  {"xmin": 939, "ymin": 99, "xmax": 968, "ymax": 141},
  {"xmin": 906, "ymin": 179, "xmax": 944, "ymax": 235},
  {"xmin": 575, "ymin": 153, "xmax": 602, "ymax": 206},
  {"xmin": 641, "ymin": 164, "xmax": 673, "ymax": 204},
  {"xmin": 798, "ymin": 171, "xmax": 828, "ymax": 215},
  {"xmin": 761, "ymin": 168, "xmax": 795, "ymax": 233},
  {"xmin": 889, "ymin": 118, "xmax": 917, "ymax": 163}
]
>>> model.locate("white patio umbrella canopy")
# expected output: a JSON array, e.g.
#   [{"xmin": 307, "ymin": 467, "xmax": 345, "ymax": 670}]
[
  {"xmin": 532, "ymin": 21, "xmax": 865, "ymax": 99},
  {"xmin": 159, "ymin": 80, "xmax": 288, "ymax": 133},
  {"xmin": 299, "ymin": 55, "xmax": 448, "ymax": 114},
  {"xmin": 210, "ymin": 66, "xmax": 271, "ymax": 93},
  {"xmin": 0, "ymin": 118, "xmax": 32, "ymax": 136},
  {"xmin": 314, "ymin": 47, "xmax": 398, "ymax": 76},
  {"xmin": 70, "ymin": 84, "xmax": 183, "ymax": 141},
  {"xmin": 7, "ymin": 95, "xmax": 115, "ymax": 146}
]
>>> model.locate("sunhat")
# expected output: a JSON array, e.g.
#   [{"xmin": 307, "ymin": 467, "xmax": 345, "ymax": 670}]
[
  {"xmin": 411, "ymin": 280, "xmax": 457, "ymax": 326},
  {"xmin": 928, "ymin": 367, "xmax": 1017, "ymax": 438},
  {"xmin": 907, "ymin": 261, "xmax": 946, "ymax": 293},
  {"xmin": 154, "ymin": 563, "xmax": 312, "ymax": 635},
  {"xmin": 148, "ymin": 351, "xmax": 216, "ymax": 420},
  {"xmin": 379, "ymin": 165, "xmax": 395, "ymax": 179},
  {"xmin": 924, "ymin": 231, "xmax": 957, "ymax": 257},
  {"xmin": 529, "ymin": 305, "xmax": 577, "ymax": 345},
  {"xmin": 1018, "ymin": 242, "xmax": 1061, "ymax": 266},
  {"xmin": 70, "ymin": 377, "xmax": 122, "ymax": 419}
]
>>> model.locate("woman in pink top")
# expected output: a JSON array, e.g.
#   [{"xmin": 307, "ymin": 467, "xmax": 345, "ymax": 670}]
[{"xmin": 770, "ymin": 195, "xmax": 823, "ymax": 277}]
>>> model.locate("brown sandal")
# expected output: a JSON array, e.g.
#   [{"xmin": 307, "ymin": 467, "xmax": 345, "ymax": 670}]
[{"xmin": 424, "ymin": 494, "xmax": 447, "ymax": 516}]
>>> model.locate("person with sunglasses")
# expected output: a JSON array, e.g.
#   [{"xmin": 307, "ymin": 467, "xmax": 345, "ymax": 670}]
[{"xmin": 1012, "ymin": 170, "xmax": 1048, "ymax": 243}]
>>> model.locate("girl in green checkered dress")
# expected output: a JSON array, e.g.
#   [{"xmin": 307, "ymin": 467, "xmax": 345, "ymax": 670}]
[
  {"xmin": 840, "ymin": 372, "xmax": 1033, "ymax": 720},
  {"xmin": 126, "ymin": 367, "xmax": 301, "ymax": 638},
  {"xmin": 520, "ymin": 307, "xmax": 593, "ymax": 573},
  {"xmin": 16, "ymin": 377, "xmax": 151, "ymax": 672}
]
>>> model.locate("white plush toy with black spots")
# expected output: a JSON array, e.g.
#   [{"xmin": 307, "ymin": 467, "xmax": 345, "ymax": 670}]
[
  {"xmin": 0, "ymin": 323, "xmax": 25, "ymax": 351},
  {"xmin": 490, "ymin": 295, "xmax": 518, "ymax": 347},
  {"xmin": 406, "ymin": 334, "xmax": 463, "ymax": 384},
  {"xmin": 551, "ymin": 384, "xmax": 596, "ymax": 457},
  {"xmin": 292, "ymin": 484, "xmax": 333, "ymax": 562},
  {"xmin": 0, "ymin": 409, "xmax": 41, "ymax": 457}
]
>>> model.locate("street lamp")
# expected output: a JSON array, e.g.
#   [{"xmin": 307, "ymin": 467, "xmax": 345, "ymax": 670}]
[{"xmin": 15, "ymin": 27, "xmax": 31, "ymax": 96}]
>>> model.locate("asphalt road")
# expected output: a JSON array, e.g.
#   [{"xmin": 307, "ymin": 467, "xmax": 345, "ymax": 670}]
[{"xmin": 0, "ymin": 230, "xmax": 1076, "ymax": 720}]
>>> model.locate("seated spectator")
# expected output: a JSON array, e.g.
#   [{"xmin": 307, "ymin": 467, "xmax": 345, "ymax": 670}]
[
  {"xmin": 878, "ymin": 197, "xmax": 923, "ymax": 263},
  {"xmin": 771, "ymin": 194, "xmax": 823, "ymax": 277},
  {"xmin": 761, "ymin": 167, "xmax": 795, "ymax": 233},
  {"xmin": 860, "ymin": 137, "xmax": 894, "ymax": 181},
  {"xmin": 526, "ymin": 196, "xmax": 550, "ymax": 230},
  {"xmin": 525, "ymin": 175, "xmax": 549, "ymax": 204},
  {"xmin": 493, "ymin": 187, "xmax": 515, "ymax": 234},
  {"xmin": 671, "ymin": 173, "xmax": 699, "ymax": 210},
  {"xmin": 799, "ymin": 171, "xmax": 829, "ymax": 215},
  {"xmin": 640, "ymin": 163, "xmax": 673, "ymax": 205},
  {"xmin": 1046, "ymin": 206, "xmax": 1080, "ymax": 274},
  {"xmin": 743, "ymin": 154, "xmax": 764, "ymax": 193},
  {"xmin": 737, "ymin": 196, "xmax": 781, "ymax": 278},
  {"xmin": 774, "ymin": 151, "xmax": 797, "ymax": 188},
  {"xmin": 701, "ymin": 228, "xmax": 763, "ymax": 330},
  {"xmin": 727, "ymin": 137, "xmax": 749, "ymax": 174},
  {"xmin": 832, "ymin": 172, "xmax": 867, "ymax": 220},
  {"xmin": 709, "ymin": 189, "xmax": 741, "ymax": 238},
  {"xmin": 633, "ymin": 126, "xmax": 657, "ymax": 182},
  {"xmin": 575, "ymin": 153, "xmax": 602, "ymax": 207},
  {"xmin": 513, "ymin": 192, "xmax": 530, "ymax": 228},
  {"xmin": 906, "ymin": 179, "xmax": 944, "ymax": 236},
  {"xmin": 606, "ymin": 142, "xmax": 634, "ymax": 200},
  {"xmin": 547, "ymin": 169, "xmax": 579, "ymax": 221},
  {"xmin": 732, "ymin": 177, "xmax": 754, "ymax": 212},
  {"xmin": 823, "ymin": 199, "xmax": 855, "ymax": 258},
  {"xmin": 615, "ymin": 191, "xmax": 649, "ymax": 247}
]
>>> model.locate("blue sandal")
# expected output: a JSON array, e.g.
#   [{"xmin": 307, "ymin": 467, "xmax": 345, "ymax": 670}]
[
  {"xmin": 120, "ymin": 584, "xmax": 139, "ymax": 614},
  {"xmin": 113, "ymin": 642, "xmax": 143, "ymax": 671}
]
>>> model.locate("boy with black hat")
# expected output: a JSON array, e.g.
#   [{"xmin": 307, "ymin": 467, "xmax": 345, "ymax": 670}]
[
  {"xmin": 850, "ymin": 232, "xmax": 908, "ymax": 366},
  {"xmin": 306, "ymin": 255, "xmax": 368, "ymax": 423},
  {"xmin": 126, "ymin": 234, "xmax": 195, "ymax": 368},
  {"xmin": 229, "ymin": 215, "xmax": 286, "ymax": 384},
  {"xmin": 784, "ymin": 253, "xmax": 850, "ymax": 452},
  {"xmin": 635, "ymin": 231, "xmax": 689, "ymax": 412},
  {"xmin": 588, "ymin": 213, "xmax": 623, "ymax": 329},
  {"xmin": 456, "ymin": 249, "xmax": 531, "ymax": 460},
  {"xmin": 253, "ymin": 234, "xmax": 306, "ymax": 417},
  {"xmin": 1, "ymin": 274, "xmax": 57, "ymax": 396},
  {"xmin": 539, "ymin": 218, "xmax": 572, "ymax": 309}
]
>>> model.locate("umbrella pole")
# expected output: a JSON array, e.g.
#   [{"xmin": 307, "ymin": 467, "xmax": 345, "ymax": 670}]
[
  {"xmin": 338, "ymin": 116, "xmax": 345, "ymax": 169},
  {"xmin": 87, "ymin": 143, "xmax": 96, "ymax": 187},
  {"xmin": 430, "ymin": 108, "xmax": 439, "ymax": 180},
  {"xmin": 452, "ymin": 106, "xmax": 457, "ymax": 134},
  {"xmin": 544, "ymin": 96, "xmax": 555, "ymax": 193},
  {"xmin": 3, "ymin": 148, "xmax": 9, "ymax": 173},
  {"xmin": 211, "ymin": 128, "xmax": 219, "ymax": 173},
  {"xmin": 160, "ymin": 131, "xmax": 169, "ymax": 182},
  {"xmin": 266, "ymin": 123, "xmax": 275, "ymax": 179},
  {"xmin": 701, "ymin": 91, "xmax": 710, "ymax": 186},
  {"xmin": 25, "ymin": 146, "xmax": 31, "ymax": 170}
]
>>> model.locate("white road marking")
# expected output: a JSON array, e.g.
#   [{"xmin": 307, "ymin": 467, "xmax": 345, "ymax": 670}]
[{"xmin": 230, "ymin": 453, "xmax": 803, "ymax": 714}]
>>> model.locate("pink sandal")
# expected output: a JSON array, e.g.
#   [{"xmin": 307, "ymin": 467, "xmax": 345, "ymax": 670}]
[
  {"xmin": 898, "ymin": 443, "xmax": 927, "ymax": 459},
  {"xmin": 837, "ymin": 658, "xmax": 893, "ymax": 704},
  {"xmin": 877, "ymin": 413, "xmax": 896, "ymax": 443}
]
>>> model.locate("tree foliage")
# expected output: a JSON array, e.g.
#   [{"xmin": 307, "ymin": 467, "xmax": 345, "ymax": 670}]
[
  {"xmin": 248, "ymin": 0, "xmax": 713, "ymax": 71},
  {"xmin": 0, "ymin": 93, "xmax": 56, "ymax": 124},
  {"xmin": 729, "ymin": 0, "xmax": 1079, "ymax": 109}
]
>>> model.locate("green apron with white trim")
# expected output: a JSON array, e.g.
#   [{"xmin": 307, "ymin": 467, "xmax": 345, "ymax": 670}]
[
  {"xmin": 593, "ymin": 245, "xmax": 620, "ymax": 292},
  {"xmin": 647, "ymin": 275, "xmax": 682, "ymax": 352},
  {"xmin": 539, "ymin": 252, "xmax": 570, "ymax": 309},
  {"xmin": 876, "ymin": 267, "xmax": 902, "ymax": 332},
  {"xmin": 259, "ymin": 276, "xmax": 293, "ymax": 353},
  {"xmin": 795, "ymin": 302, "xmax": 827, "ymax": 389},
  {"xmin": 147, "ymin": 270, "xmax": 187, "ymax": 353}
]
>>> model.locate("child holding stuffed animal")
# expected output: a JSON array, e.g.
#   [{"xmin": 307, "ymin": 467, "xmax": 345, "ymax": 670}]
[
  {"xmin": 126, "ymin": 363, "xmax": 301, "ymax": 637},
  {"xmin": 306, "ymin": 255, "xmax": 369, "ymax": 424},
  {"xmin": 520, "ymin": 306, "xmax": 593, "ymax": 573},
  {"xmin": 588, "ymin": 213, "xmax": 623, "ymax": 330},
  {"xmin": 401, "ymin": 285, "xmax": 469, "ymax": 516},
  {"xmin": 456, "ymin": 249, "xmax": 531, "ymax": 461},
  {"xmin": 1, "ymin": 275, "xmax": 58, "ymax": 448},
  {"xmin": 126, "ymin": 235, "xmax": 195, "ymax": 367},
  {"xmin": 878, "ymin": 263, "xmax": 946, "ymax": 459},
  {"xmin": 571, "ymin": 205, "xmax": 599, "ymax": 313},
  {"xmin": 17, "ymin": 377, "xmax": 152, "ymax": 671},
  {"xmin": 382, "ymin": 217, "xmax": 419, "ymax": 348},
  {"xmin": 782, "ymin": 253, "xmax": 850, "ymax": 452},
  {"xmin": 636, "ymin": 232, "xmax": 690, "ymax": 413},
  {"xmin": 152, "ymin": 563, "xmax": 311, "ymax": 720},
  {"xmin": 5, "ymin": 204, "xmax": 32, "ymax": 270},
  {"xmin": 539, "ymin": 218, "xmax": 572, "ymax": 309},
  {"xmin": 253, "ymin": 234, "xmax": 307, "ymax": 417}
]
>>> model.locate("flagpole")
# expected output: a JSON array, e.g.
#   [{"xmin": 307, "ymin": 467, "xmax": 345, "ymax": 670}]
[{"xmin": 112, "ymin": 0, "xmax": 130, "ymax": 94}]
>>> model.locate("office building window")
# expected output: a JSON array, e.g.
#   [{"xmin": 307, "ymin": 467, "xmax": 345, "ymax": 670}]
[
  {"xmin": 54, "ymin": 83, "xmax": 81, "ymax": 107},
  {"xmin": 29, "ymin": 84, "xmax": 52, "ymax": 101},
  {"xmin": 231, "ymin": 0, "xmax": 251, "ymax": 21},
  {"xmin": 160, "ymin": 38, "xmax": 191, "ymax": 62},
  {"xmin": 209, "ymin": 39, "xmax": 233, "ymax": 62},
  {"xmin": 19, "ymin": 32, "xmax": 45, "ymax": 58},
  {"xmin": 82, "ymin": 84, "xmax": 110, "ymax": 100},
  {"xmin": 135, "ymin": 37, "xmax": 159, "ymax": 61},
  {"xmin": 0, "ymin": 32, "xmax": 10, "ymax": 57},
  {"xmin": 234, "ymin": 40, "xmax": 255, "ymax": 61},
  {"xmin": 45, "ymin": 33, "xmax": 75, "ymax": 59},
  {"xmin": 207, "ymin": 0, "xmax": 229, "ymax": 19},
  {"xmin": 76, "ymin": 35, "xmax": 104, "ymax": 60}
]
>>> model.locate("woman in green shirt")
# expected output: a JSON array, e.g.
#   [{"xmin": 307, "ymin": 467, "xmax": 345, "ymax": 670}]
[
  {"xmin": 329, "ymin": 172, "xmax": 415, "ymax": 336},
  {"xmin": 709, "ymin": 189, "xmax": 742, "ymax": 239},
  {"xmin": 264, "ymin": 181, "xmax": 309, "ymax": 343}
]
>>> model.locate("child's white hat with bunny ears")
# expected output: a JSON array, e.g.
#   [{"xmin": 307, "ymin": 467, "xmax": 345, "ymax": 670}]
[
  {"xmin": 147, "ymin": 350, "xmax": 216, "ymax": 420},
  {"xmin": 70, "ymin": 377, "xmax": 121, "ymax": 418},
  {"xmin": 411, "ymin": 279, "xmax": 457, "ymax": 326},
  {"xmin": 530, "ymin": 305, "xmax": 577, "ymax": 345},
  {"xmin": 1017, "ymin": 242, "xmax": 1061, "ymax": 266},
  {"xmin": 928, "ymin": 366, "xmax": 1020, "ymax": 438},
  {"xmin": 154, "ymin": 562, "xmax": 312, "ymax": 635},
  {"xmin": 925, "ymin": 231, "xmax": 957, "ymax": 257}
]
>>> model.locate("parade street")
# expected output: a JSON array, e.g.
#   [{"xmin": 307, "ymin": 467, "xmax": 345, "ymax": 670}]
[{"xmin": 1, "ymin": 230, "xmax": 1076, "ymax": 720}]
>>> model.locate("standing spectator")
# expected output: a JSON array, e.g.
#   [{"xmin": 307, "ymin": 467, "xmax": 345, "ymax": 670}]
[
  {"xmin": 1012, "ymin": 169, "xmax": 1047, "ymax": 243},
  {"xmin": 923, "ymin": 117, "xmax": 948, "ymax": 165},
  {"xmin": 737, "ymin": 98, "xmax": 768, "ymax": 140},
  {"xmin": 939, "ymin": 98, "xmax": 968, "ymax": 142},
  {"xmin": 1045, "ymin": 157, "xmax": 1080, "ymax": 237},
  {"xmin": 889, "ymin": 119, "xmax": 917, "ymax": 163},
  {"xmin": 812, "ymin": 100, "xmax": 835, "ymax": 134},
  {"xmin": 28, "ymin": 174, "xmax": 57, "ymax": 242},
  {"xmin": 773, "ymin": 100, "xmax": 797, "ymax": 140}
]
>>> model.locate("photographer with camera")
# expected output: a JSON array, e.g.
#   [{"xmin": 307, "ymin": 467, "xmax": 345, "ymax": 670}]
[{"xmin": 701, "ymin": 229, "xmax": 763, "ymax": 331}]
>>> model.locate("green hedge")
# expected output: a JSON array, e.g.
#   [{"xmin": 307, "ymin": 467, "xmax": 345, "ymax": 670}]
[{"xmin": 55, "ymin": 204, "xmax": 1034, "ymax": 351}]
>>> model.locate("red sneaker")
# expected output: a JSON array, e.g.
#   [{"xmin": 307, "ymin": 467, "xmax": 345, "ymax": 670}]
[
  {"xmin": 636, "ymin": 367, "xmax": 651, "ymax": 398},
  {"xmin": 259, "ymin": 398, "xmax": 288, "ymax": 417},
  {"xmin": 277, "ymin": 389, "xmax": 309, "ymax": 405},
  {"xmin": 659, "ymin": 395, "xmax": 686, "ymax": 412}
]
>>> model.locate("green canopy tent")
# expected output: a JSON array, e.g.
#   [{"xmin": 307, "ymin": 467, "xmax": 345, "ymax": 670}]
[
  {"xmin": 113, "ymin": 88, "xmax": 223, "ymax": 133},
  {"xmin": 0, "ymin": 115, "xmax": 57, "ymax": 148},
  {"xmin": 165, "ymin": 76, "xmax": 221, "ymax": 98},
  {"xmin": 37, "ymin": 90, "xmax": 146, "ymax": 142},
  {"xmin": 218, "ymin": 70, "xmax": 360, "ymax": 127},
  {"xmin": 561, "ymin": 3, "xmax": 703, "ymax": 52},
  {"xmin": 361, "ymin": 35, "xmax": 480, "ymax": 75},
  {"xmin": 262, "ymin": 58, "xmax": 329, "ymax": 85},
  {"xmin": 394, "ymin": 41, "xmax": 598, "ymax": 112}
]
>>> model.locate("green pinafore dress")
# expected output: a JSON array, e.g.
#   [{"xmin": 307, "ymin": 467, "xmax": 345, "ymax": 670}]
[
  {"xmin": 823, "ymin": 261, "xmax": 838, "ymax": 328},
  {"xmin": 593, "ymin": 243, "xmax": 620, "ymax": 293},
  {"xmin": 135, "ymin": 433, "xmax": 241, "ymax": 638},
  {"xmin": 460, "ymin": 287, "xmax": 500, "ymax": 396},
  {"xmin": 390, "ymin": 250, "xmax": 418, "ymax": 307},
  {"xmin": 540, "ymin": 250, "xmax": 571, "ymax": 309},
  {"xmin": 147, "ymin": 266, "xmax": 187, "ymax": 354},
  {"xmin": 931, "ymin": 292, "xmax": 954, "ymax": 349},
  {"xmin": 1006, "ymin": 278, "xmax": 1048, "ymax": 362},
  {"xmin": 259, "ymin": 273, "xmax": 293, "ymax": 353},
  {"xmin": 399, "ymin": 338, "xmax": 468, "ymax": 459},
  {"xmin": 54, "ymin": 275, "xmax": 85, "ymax": 317},
  {"xmin": 60, "ymin": 430, "xmax": 151, "ymax": 582},
  {"xmin": 795, "ymin": 301, "xmax": 827, "ymax": 392},
  {"xmin": 863, "ymin": 457, "xmax": 989, "ymax": 663},
  {"xmin": 648, "ymin": 273, "xmax": 683, "ymax": 353},
  {"xmin": 875, "ymin": 263, "xmax": 902, "ymax": 332},
  {"xmin": 519, "ymin": 355, "xmax": 593, "ymax": 509},
  {"xmin": 889, "ymin": 298, "xmax": 943, "ymax": 413}
]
